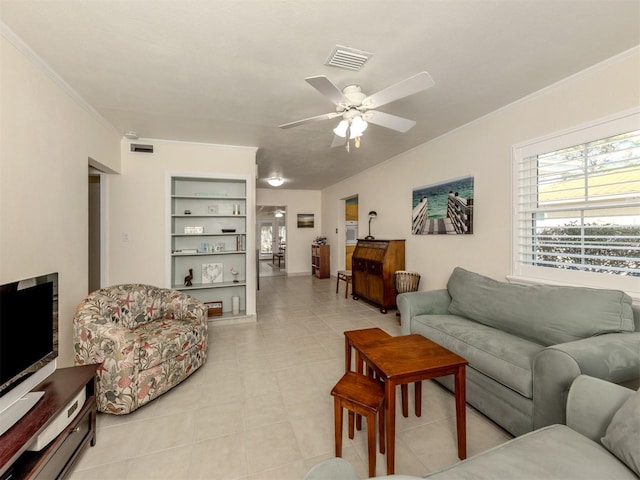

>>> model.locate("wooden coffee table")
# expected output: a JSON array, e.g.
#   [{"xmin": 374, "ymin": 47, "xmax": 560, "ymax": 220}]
[{"xmin": 355, "ymin": 333, "xmax": 468, "ymax": 475}]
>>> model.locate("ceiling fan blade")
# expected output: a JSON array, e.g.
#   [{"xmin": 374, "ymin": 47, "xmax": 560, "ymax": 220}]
[
  {"xmin": 331, "ymin": 134, "xmax": 347, "ymax": 148},
  {"xmin": 279, "ymin": 112, "xmax": 341, "ymax": 129},
  {"xmin": 306, "ymin": 76, "xmax": 349, "ymax": 106},
  {"xmin": 365, "ymin": 110, "xmax": 416, "ymax": 133},
  {"xmin": 362, "ymin": 72, "xmax": 434, "ymax": 109}
]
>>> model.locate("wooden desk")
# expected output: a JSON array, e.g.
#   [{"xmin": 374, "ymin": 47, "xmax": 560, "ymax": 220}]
[{"xmin": 355, "ymin": 334, "xmax": 468, "ymax": 474}]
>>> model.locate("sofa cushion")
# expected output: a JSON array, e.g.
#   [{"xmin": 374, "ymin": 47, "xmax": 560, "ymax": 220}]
[
  {"xmin": 104, "ymin": 284, "xmax": 166, "ymax": 328},
  {"xmin": 425, "ymin": 424, "xmax": 638, "ymax": 479},
  {"xmin": 447, "ymin": 267, "xmax": 635, "ymax": 346},
  {"xmin": 412, "ymin": 314, "xmax": 544, "ymax": 397},
  {"xmin": 135, "ymin": 319, "xmax": 206, "ymax": 370},
  {"xmin": 601, "ymin": 388, "xmax": 640, "ymax": 476}
]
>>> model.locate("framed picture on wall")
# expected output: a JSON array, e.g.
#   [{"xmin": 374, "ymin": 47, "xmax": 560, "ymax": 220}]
[
  {"xmin": 297, "ymin": 214, "xmax": 314, "ymax": 228},
  {"xmin": 411, "ymin": 175, "xmax": 474, "ymax": 235}
]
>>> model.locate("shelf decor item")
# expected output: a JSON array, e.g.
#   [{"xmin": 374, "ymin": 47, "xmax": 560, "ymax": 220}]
[
  {"xmin": 184, "ymin": 226, "xmax": 204, "ymax": 235},
  {"xmin": 184, "ymin": 268, "xmax": 193, "ymax": 287},
  {"xmin": 205, "ymin": 301, "xmax": 223, "ymax": 317},
  {"xmin": 202, "ymin": 263, "xmax": 223, "ymax": 284},
  {"xmin": 230, "ymin": 266, "xmax": 239, "ymax": 283},
  {"xmin": 232, "ymin": 296, "xmax": 240, "ymax": 315},
  {"xmin": 207, "ymin": 205, "xmax": 219, "ymax": 214}
]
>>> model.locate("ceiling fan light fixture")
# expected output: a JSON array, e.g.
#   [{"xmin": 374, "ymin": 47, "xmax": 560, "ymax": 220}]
[
  {"xmin": 333, "ymin": 119, "xmax": 349, "ymax": 138},
  {"xmin": 334, "ymin": 116, "xmax": 368, "ymax": 139},
  {"xmin": 267, "ymin": 177, "xmax": 285, "ymax": 187},
  {"xmin": 350, "ymin": 116, "xmax": 368, "ymax": 137}
]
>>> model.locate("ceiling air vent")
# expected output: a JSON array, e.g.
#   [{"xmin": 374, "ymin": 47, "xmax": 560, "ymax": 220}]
[
  {"xmin": 324, "ymin": 45, "xmax": 373, "ymax": 71},
  {"xmin": 130, "ymin": 143, "xmax": 154, "ymax": 153}
]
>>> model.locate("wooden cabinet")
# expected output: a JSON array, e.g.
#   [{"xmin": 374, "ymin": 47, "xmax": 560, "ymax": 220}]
[
  {"xmin": 345, "ymin": 201, "xmax": 358, "ymax": 221},
  {"xmin": 0, "ymin": 365, "xmax": 98, "ymax": 480},
  {"xmin": 170, "ymin": 175, "xmax": 250, "ymax": 321},
  {"xmin": 352, "ymin": 239, "xmax": 405, "ymax": 313},
  {"xmin": 311, "ymin": 244, "xmax": 330, "ymax": 278}
]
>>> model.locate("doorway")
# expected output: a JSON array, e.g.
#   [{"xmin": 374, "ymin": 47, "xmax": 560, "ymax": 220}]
[
  {"xmin": 88, "ymin": 168, "xmax": 102, "ymax": 292},
  {"xmin": 345, "ymin": 196, "xmax": 358, "ymax": 270},
  {"xmin": 256, "ymin": 205, "xmax": 286, "ymax": 277}
]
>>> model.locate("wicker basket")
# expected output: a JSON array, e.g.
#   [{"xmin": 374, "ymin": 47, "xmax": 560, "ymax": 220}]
[
  {"xmin": 394, "ymin": 271, "xmax": 421, "ymax": 294},
  {"xmin": 205, "ymin": 301, "xmax": 223, "ymax": 317}
]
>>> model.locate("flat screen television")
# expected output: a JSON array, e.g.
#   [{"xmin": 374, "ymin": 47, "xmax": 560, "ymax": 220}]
[{"xmin": 0, "ymin": 272, "xmax": 58, "ymax": 436}]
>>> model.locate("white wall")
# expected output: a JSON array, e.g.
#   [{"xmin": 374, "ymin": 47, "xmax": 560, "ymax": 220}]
[
  {"xmin": 109, "ymin": 139, "xmax": 258, "ymax": 314},
  {"xmin": 322, "ymin": 48, "xmax": 640, "ymax": 291},
  {"xmin": 0, "ymin": 33, "xmax": 121, "ymax": 366},
  {"xmin": 256, "ymin": 189, "xmax": 322, "ymax": 274}
]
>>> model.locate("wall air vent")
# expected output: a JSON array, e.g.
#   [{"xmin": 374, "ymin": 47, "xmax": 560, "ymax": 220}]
[
  {"xmin": 325, "ymin": 45, "xmax": 373, "ymax": 71},
  {"xmin": 130, "ymin": 143, "xmax": 154, "ymax": 153}
]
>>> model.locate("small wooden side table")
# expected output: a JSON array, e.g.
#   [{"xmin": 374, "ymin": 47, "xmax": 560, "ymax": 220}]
[
  {"xmin": 331, "ymin": 372, "xmax": 385, "ymax": 478},
  {"xmin": 358, "ymin": 334, "xmax": 468, "ymax": 474}
]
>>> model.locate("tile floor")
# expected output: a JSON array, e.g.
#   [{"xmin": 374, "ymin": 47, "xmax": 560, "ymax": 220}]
[
  {"xmin": 258, "ymin": 259, "xmax": 285, "ymax": 278},
  {"xmin": 68, "ymin": 274, "xmax": 512, "ymax": 480}
]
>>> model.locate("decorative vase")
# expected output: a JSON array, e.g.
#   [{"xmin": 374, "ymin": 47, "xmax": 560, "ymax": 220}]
[{"xmin": 232, "ymin": 296, "xmax": 240, "ymax": 315}]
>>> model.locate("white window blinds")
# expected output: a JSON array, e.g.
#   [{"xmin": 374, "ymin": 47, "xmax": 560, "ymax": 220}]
[{"xmin": 515, "ymin": 126, "xmax": 640, "ymax": 280}]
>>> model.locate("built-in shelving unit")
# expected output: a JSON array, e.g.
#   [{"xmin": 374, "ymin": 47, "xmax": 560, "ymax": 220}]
[{"xmin": 169, "ymin": 175, "xmax": 250, "ymax": 321}]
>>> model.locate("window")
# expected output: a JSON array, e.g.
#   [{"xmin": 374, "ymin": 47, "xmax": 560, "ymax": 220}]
[
  {"xmin": 260, "ymin": 225, "xmax": 272, "ymax": 254},
  {"xmin": 513, "ymin": 110, "xmax": 640, "ymax": 295}
]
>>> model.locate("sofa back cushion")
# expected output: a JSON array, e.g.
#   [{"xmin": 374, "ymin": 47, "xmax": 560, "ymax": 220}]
[
  {"xmin": 103, "ymin": 284, "xmax": 166, "ymax": 329},
  {"xmin": 447, "ymin": 267, "xmax": 635, "ymax": 346}
]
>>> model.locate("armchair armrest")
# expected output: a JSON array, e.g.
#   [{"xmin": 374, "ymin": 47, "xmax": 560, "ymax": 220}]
[
  {"xmin": 162, "ymin": 290, "xmax": 207, "ymax": 325},
  {"xmin": 397, "ymin": 289, "xmax": 451, "ymax": 335},
  {"xmin": 73, "ymin": 302, "xmax": 140, "ymax": 414},
  {"xmin": 565, "ymin": 375, "xmax": 634, "ymax": 442},
  {"xmin": 533, "ymin": 332, "xmax": 640, "ymax": 429}
]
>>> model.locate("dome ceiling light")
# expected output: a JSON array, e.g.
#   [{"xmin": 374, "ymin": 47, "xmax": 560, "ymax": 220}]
[{"xmin": 267, "ymin": 177, "xmax": 285, "ymax": 187}]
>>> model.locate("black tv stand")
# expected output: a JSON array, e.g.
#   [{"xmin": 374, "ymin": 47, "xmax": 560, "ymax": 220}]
[{"xmin": 0, "ymin": 365, "xmax": 98, "ymax": 479}]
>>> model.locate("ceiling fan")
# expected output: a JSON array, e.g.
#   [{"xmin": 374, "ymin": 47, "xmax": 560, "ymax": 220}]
[{"xmin": 279, "ymin": 72, "xmax": 434, "ymax": 151}]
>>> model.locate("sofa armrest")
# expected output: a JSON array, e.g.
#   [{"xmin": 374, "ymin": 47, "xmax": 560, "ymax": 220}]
[
  {"xmin": 533, "ymin": 332, "xmax": 640, "ymax": 429},
  {"xmin": 566, "ymin": 375, "xmax": 634, "ymax": 442},
  {"xmin": 397, "ymin": 289, "xmax": 451, "ymax": 335}
]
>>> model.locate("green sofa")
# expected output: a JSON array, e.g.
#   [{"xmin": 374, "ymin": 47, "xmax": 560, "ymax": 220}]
[
  {"xmin": 305, "ymin": 375, "xmax": 639, "ymax": 479},
  {"xmin": 396, "ymin": 267, "xmax": 640, "ymax": 436}
]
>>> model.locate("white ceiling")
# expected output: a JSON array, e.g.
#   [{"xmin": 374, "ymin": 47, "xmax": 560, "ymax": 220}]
[{"xmin": 1, "ymin": 1, "xmax": 639, "ymax": 190}]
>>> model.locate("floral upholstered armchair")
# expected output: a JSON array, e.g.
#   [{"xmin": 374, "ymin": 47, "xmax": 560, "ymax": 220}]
[{"xmin": 73, "ymin": 284, "xmax": 208, "ymax": 414}]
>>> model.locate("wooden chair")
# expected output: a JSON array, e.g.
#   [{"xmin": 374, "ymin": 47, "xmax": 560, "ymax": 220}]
[{"xmin": 336, "ymin": 270, "xmax": 352, "ymax": 298}]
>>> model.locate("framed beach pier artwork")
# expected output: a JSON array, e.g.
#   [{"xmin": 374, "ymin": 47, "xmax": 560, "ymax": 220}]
[{"xmin": 412, "ymin": 176, "xmax": 474, "ymax": 235}]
